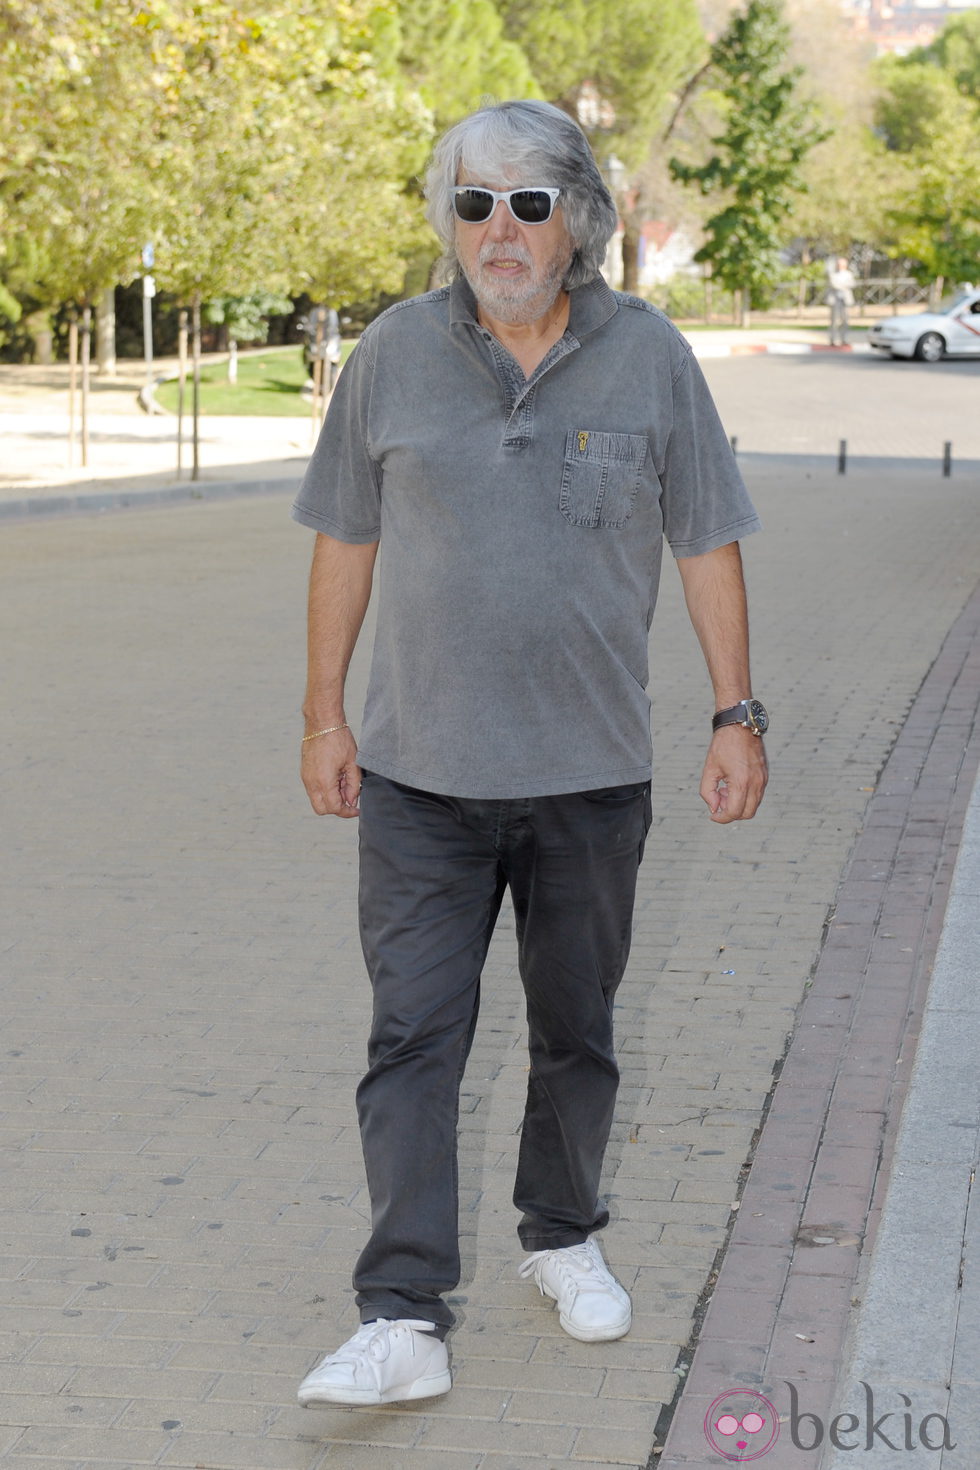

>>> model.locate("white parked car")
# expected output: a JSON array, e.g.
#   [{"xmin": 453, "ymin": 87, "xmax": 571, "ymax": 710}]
[{"xmin": 869, "ymin": 289, "xmax": 980, "ymax": 361}]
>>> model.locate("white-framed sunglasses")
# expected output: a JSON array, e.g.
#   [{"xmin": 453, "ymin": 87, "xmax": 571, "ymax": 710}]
[{"xmin": 451, "ymin": 186, "xmax": 561, "ymax": 226}]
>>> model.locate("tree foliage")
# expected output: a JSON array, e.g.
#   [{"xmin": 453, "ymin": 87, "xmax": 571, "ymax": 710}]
[
  {"xmin": 917, "ymin": 8, "xmax": 980, "ymax": 98},
  {"xmin": 0, "ymin": 0, "xmax": 436, "ymax": 343},
  {"xmin": 1, "ymin": 0, "xmax": 714, "ymax": 355},
  {"xmin": 873, "ymin": 14, "xmax": 980, "ymax": 285},
  {"xmin": 396, "ymin": 0, "xmax": 538, "ymax": 130},
  {"xmin": 499, "ymin": 0, "xmax": 703, "ymax": 169},
  {"xmin": 670, "ymin": 0, "xmax": 825, "ymax": 312},
  {"xmin": 0, "ymin": 0, "xmax": 157, "ymax": 308},
  {"xmin": 780, "ymin": 0, "xmax": 895, "ymax": 258}
]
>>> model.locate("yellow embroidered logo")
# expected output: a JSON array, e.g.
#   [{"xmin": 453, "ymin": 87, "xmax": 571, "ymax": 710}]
[{"xmin": 577, "ymin": 431, "xmax": 590, "ymax": 453}]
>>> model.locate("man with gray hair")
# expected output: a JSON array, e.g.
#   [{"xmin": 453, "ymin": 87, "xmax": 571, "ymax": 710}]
[{"xmin": 293, "ymin": 99, "xmax": 768, "ymax": 1407}]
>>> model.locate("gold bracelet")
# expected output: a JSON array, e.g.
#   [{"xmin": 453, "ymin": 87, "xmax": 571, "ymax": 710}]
[{"xmin": 302, "ymin": 722, "xmax": 349, "ymax": 743}]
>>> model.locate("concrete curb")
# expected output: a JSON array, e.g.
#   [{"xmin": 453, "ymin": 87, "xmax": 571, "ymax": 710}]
[
  {"xmin": 819, "ymin": 760, "xmax": 980, "ymax": 1469},
  {"xmin": 0, "ymin": 475, "xmax": 300, "ymax": 522}
]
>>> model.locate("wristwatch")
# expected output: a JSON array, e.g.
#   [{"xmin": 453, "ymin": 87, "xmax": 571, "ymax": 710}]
[{"xmin": 712, "ymin": 698, "xmax": 769, "ymax": 737}]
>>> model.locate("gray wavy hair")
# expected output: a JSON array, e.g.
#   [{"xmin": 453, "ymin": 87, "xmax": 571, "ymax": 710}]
[{"xmin": 424, "ymin": 100, "xmax": 618, "ymax": 291}]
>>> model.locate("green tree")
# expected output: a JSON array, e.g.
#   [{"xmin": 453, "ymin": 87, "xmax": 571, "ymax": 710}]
[
  {"xmin": 0, "ymin": 0, "xmax": 166, "ymax": 446},
  {"xmin": 130, "ymin": 0, "xmax": 430, "ymax": 469},
  {"xmin": 396, "ymin": 0, "xmax": 537, "ymax": 129},
  {"xmin": 498, "ymin": 0, "xmax": 704, "ymax": 290},
  {"xmin": 500, "ymin": 0, "xmax": 702, "ymax": 164},
  {"xmin": 873, "ymin": 22, "xmax": 980, "ymax": 288},
  {"xmin": 875, "ymin": 61, "xmax": 980, "ymax": 287},
  {"xmin": 916, "ymin": 8, "xmax": 980, "ymax": 98},
  {"xmin": 670, "ymin": 0, "xmax": 825, "ymax": 324},
  {"xmin": 0, "ymin": 1, "xmax": 157, "ymax": 314},
  {"xmin": 780, "ymin": 0, "xmax": 893, "ymax": 262},
  {"xmin": 0, "ymin": 0, "xmax": 434, "ymax": 364}
]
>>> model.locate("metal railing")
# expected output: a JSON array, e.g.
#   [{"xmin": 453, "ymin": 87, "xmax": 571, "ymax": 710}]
[{"xmin": 766, "ymin": 277, "xmax": 930, "ymax": 312}]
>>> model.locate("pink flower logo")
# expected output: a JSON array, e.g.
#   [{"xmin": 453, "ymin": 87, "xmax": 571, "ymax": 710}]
[{"xmin": 704, "ymin": 1389, "xmax": 779, "ymax": 1461}]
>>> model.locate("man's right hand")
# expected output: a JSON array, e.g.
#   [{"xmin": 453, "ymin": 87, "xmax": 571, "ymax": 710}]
[{"xmin": 301, "ymin": 726, "xmax": 363, "ymax": 817}]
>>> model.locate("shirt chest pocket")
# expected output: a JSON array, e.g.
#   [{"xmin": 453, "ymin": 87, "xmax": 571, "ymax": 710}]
[{"xmin": 559, "ymin": 429, "xmax": 649, "ymax": 529}]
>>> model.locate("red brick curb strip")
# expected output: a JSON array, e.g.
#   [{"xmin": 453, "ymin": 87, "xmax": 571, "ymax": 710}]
[
  {"xmin": 655, "ymin": 579, "xmax": 980, "ymax": 1470},
  {"xmin": 693, "ymin": 342, "xmax": 861, "ymax": 359}
]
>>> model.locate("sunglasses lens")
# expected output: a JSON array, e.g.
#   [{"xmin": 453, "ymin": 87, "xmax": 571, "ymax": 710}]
[
  {"xmin": 510, "ymin": 190, "xmax": 554, "ymax": 223},
  {"xmin": 453, "ymin": 189, "xmax": 494, "ymax": 223},
  {"xmin": 453, "ymin": 188, "xmax": 557, "ymax": 224}
]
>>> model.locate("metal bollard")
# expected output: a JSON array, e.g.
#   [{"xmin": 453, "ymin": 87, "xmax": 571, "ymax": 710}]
[
  {"xmin": 838, "ymin": 439, "xmax": 847, "ymax": 475},
  {"xmin": 943, "ymin": 441, "xmax": 952, "ymax": 478}
]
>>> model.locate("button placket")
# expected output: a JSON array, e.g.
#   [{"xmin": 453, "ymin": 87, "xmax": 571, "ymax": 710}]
[{"xmin": 478, "ymin": 330, "xmax": 579, "ymax": 450}]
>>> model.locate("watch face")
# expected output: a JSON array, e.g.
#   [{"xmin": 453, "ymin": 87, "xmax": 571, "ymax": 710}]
[{"xmin": 747, "ymin": 699, "xmax": 769, "ymax": 734}]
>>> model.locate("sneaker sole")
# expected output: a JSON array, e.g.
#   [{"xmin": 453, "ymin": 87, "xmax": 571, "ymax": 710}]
[
  {"xmin": 536, "ymin": 1282, "xmax": 632, "ymax": 1342},
  {"xmin": 298, "ymin": 1368, "xmax": 452, "ymax": 1408},
  {"xmin": 557, "ymin": 1307, "xmax": 632, "ymax": 1342}
]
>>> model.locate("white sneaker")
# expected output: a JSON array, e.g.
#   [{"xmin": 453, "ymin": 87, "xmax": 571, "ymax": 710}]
[
  {"xmin": 519, "ymin": 1236, "xmax": 632, "ymax": 1342},
  {"xmin": 297, "ymin": 1318, "xmax": 452, "ymax": 1407}
]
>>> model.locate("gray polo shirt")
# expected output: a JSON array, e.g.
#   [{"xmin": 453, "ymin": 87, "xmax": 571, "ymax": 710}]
[{"xmin": 292, "ymin": 275, "xmax": 760, "ymax": 798}]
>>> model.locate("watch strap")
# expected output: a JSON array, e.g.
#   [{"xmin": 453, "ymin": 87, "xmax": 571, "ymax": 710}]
[{"xmin": 713, "ymin": 699, "xmax": 769, "ymax": 736}]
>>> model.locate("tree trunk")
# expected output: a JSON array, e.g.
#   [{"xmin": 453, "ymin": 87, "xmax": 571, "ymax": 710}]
[
  {"xmin": 191, "ymin": 293, "xmax": 201, "ymax": 482},
  {"xmin": 228, "ymin": 338, "xmax": 238, "ymax": 385},
  {"xmin": 96, "ymin": 287, "xmax": 116, "ymax": 376},
  {"xmin": 176, "ymin": 307, "xmax": 188, "ymax": 478},
  {"xmin": 737, "ymin": 288, "xmax": 751, "ymax": 329},
  {"xmin": 797, "ymin": 247, "xmax": 811, "ymax": 319},
  {"xmin": 68, "ymin": 317, "xmax": 78, "ymax": 467},
  {"xmin": 27, "ymin": 310, "xmax": 54, "ymax": 364},
  {"xmin": 80, "ymin": 305, "xmax": 92, "ymax": 467},
  {"xmin": 311, "ymin": 305, "xmax": 326, "ymax": 439},
  {"xmin": 621, "ymin": 217, "xmax": 641, "ymax": 295}
]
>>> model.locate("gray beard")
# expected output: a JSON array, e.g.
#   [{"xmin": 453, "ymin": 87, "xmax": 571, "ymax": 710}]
[{"xmin": 463, "ymin": 244, "xmax": 571, "ymax": 326}]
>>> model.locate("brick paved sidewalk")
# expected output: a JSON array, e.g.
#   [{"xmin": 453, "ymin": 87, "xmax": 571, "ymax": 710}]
[
  {"xmin": 658, "ymin": 581, "xmax": 980, "ymax": 1470},
  {"xmin": 1, "ymin": 459, "xmax": 978, "ymax": 1468}
]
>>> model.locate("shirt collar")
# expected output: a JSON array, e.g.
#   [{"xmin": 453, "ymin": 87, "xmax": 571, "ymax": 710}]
[{"xmin": 449, "ymin": 273, "xmax": 619, "ymax": 340}]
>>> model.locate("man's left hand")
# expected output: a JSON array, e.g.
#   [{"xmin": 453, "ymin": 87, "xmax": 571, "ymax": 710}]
[{"xmin": 699, "ymin": 727, "xmax": 768, "ymax": 823}]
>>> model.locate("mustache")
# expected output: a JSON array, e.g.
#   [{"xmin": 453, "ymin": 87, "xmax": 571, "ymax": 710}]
[{"xmin": 478, "ymin": 242, "xmax": 533, "ymax": 267}]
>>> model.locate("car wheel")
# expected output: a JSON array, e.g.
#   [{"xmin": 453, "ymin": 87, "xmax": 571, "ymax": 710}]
[{"xmin": 914, "ymin": 331, "xmax": 945, "ymax": 362}]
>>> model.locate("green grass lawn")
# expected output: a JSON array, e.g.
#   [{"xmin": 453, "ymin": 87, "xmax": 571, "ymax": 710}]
[{"xmin": 154, "ymin": 344, "xmax": 355, "ymax": 416}]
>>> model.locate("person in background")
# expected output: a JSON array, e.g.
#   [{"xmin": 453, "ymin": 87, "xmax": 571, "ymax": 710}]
[{"xmin": 827, "ymin": 256, "xmax": 856, "ymax": 346}]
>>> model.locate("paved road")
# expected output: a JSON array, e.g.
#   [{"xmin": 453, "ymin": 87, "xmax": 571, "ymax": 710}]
[
  {"xmin": 4, "ymin": 344, "xmax": 979, "ymax": 508},
  {"xmin": 2, "ymin": 450, "xmax": 979, "ymax": 1467},
  {"xmin": 700, "ymin": 351, "xmax": 980, "ymax": 464}
]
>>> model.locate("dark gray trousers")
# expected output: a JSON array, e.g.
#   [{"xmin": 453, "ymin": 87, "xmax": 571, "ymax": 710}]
[{"xmin": 352, "ymin": 770, "xmax": 652, "ymax": 1331}]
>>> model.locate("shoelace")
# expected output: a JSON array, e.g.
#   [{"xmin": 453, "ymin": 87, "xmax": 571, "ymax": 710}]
[
  {"xmin": 330, "ymin": 1319, "xmax": 417, "ymax": 1365},
  {"xmin": 520, "ymin": 1239, "xmax": 607, "ymax": 1290}
]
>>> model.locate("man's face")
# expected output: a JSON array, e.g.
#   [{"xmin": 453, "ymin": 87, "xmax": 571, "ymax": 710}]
[{"xmin": 454, "ymin": 172, "xmax": 574, "ymax": 326}]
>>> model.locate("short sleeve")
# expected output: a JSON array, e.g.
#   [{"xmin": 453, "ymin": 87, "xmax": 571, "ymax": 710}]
[
  {"xmin": 291, "ymin": 333, "xmax": 382, "ymax": 543},
  {"xmin": 659, "ymin": 348, "xmax": 762, "ymax": 558}
]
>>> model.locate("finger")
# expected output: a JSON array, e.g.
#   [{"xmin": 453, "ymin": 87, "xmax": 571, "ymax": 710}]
[
  {"xmin": 709, "ymin": 771, "xmax": 766, "ymax": 823},
  {"xmin": 307, "ymin": 781, "xmax": 345, "ymax": 817},
  {"xmin": 710, "ymin": 788, "xmax": 744, "ymax": 824},
  {"xmin": 701, "ymin": 775, "xmax": 724, "ymax": 816},
  {"xmin": 339, "ymin": 760, "xmax": 364, "ymax": 815}
]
